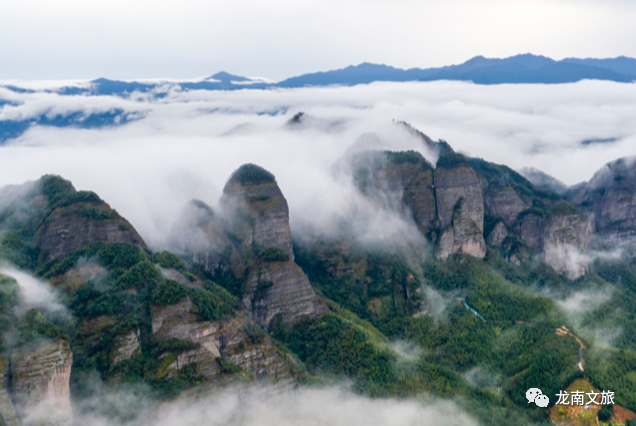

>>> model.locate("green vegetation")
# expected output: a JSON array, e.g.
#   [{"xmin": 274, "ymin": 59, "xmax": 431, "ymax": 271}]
[
  {"xmin": 550, "ymin": 201, "xmax": 579, "ymax": 217},
  {"xmin": 151, "ymin": 279, "xmax": 238, "ymax": 322},
  {"xmin": 17, "ymin": 308, "xmax": 66, "ymax": 344},
  {"xmin": 0, "ymin": 275, "xmax": 18, "ymax": 351},
  {"xmin": 155, "ymin": 338, "xmax": 200, "ymax": 355},
  {"xmin": 217, "ymin": 356, "xmax": 242, "ymax": 374},
  {"xmin": 229, "ymin": 163, "xmax": 276, "ymax": 185},
  {"xmin": 257, "ymin": 246, "xmax": 290, "ymax": 262},
  {"xmin": 75, "ymin": 206, "xmax": 118, "ymax": 220},
  {"xmin": 436, "ymin": 152, "xmax": 468, "ymax": 169},
  {"xmin": 517, "ymin": 207, "xmax": 546, "ymax": 220},
  {"xmin": 598, "ymin": 404, "xmax": 613, "ymax": 421},
  {"xmin": 386, "ymin": 150, "xmax": 430, "ymax": 168}
]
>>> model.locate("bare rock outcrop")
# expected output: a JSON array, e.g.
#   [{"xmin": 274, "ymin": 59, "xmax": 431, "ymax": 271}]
[
  {"xmin": 0, "ymin": 356, "xmax": 19, "ymax": 426},
  {"xmin": 486, "ymin": 220, "xmax": 508, "ymax": 247},
  {"xmin": 37, "ymin": 200, "xmax": 147, "ymax": 262},
  {"xmin": 513, "ymin": 207, "xmax": 590, "ymax": 278},
  {"xmin": 109, "ymin": 329, "xmax": 141, "ymax": 366},
  {"xmin": 151, "ymin": 298, "xmax": 295, "ymax": 391},
  {"xmin": 348, "ymin": 150, "xmax": 437, "ymax": 235},
  {"xmin": 570, "ymin": 157, "xmax": 636, "ymax": 252},
  {"xmin": 403, "ymin": 168, "xmax": 437, "ymax": 235},
  {"xmin": 220, "ymin": 166, "xmax": 294, "ymax": 260},
  {"xmin": 10, "ymin": 340, "xmax": 73, "ymax": 426},
  {"xmin": 218, "ymin": 164, "xmax": 328, "ymax": 328},
  {"xmin": 434, "ymin": 163, "xmax": 486, "ymax": 259},
  {"xmin": 484, "ymin": 186, "xmax": 528, "ymax": 227},
  {"xmin": 171, "ymin": 200, "xmax": 246, "ymax": 279},
  {"xmin": 245, "ymin": 260, "xmax": 329, "ymax": 328}
]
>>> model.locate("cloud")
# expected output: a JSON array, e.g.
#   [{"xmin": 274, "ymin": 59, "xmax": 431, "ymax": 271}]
[
  {"xmin": 0, "ymin": 265, "xmax": 69, "ymax": 318},
  {"xmin": 66, "ymin": 385, "xmax": 479, "ymax": 426},
  {"xmin": 1, "ymin": 80, "xmax": 636, "ymax": 253}
]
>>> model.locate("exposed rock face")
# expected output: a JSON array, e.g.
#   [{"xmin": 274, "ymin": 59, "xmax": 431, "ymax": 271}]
[
  {"xmin": 151, "ymin": 298, "xmax": 295, "ymax": 390},
  {"xmin": 486, "ymin": 221, "xmax": 508, "ymax": 247},
  {"xmin": 221, "ymin": 177, "xmax": 294, "ymax": 260},
  {"xmin": 218, "ymin": 165, "xmax": 328, "ymax": 328},
  {"xmin": 109, "ymin": 329, "xmax": 140, "ymax": 366},
  {"xmin": 434, "ymin": 164, "xmax": 486, "ymax": 259},
  {"xmin": 172, "ymin": 200, "xmax": 246, "ymax": 279},
  {"xmin": 10, "ymin": 340, "xmax": 73, "ymax": 426},
  {"xmin": 542, "ymin": 214, "xmax": 590, "ymax": 279},
  {"xmin": 514, "ymin": 211, "xmax": 590, "ymax": 278},
  {"xmin": 570, "ymin": 157, "xmax": 636, "ymax": 252},
  {"xmin": 245, "ymin": 260, "xmax": 329, "ymax": 328},
  {"xmin": 37, "ymin": 201, "xmax": 147, "ymax": 261},
  {"xmin": 0, "ymin": 356, "xmax": 19, "ymax": 426},
  {"xmin": 484, "ymin": 186, "xmax": 527, "ymax": 227},
  {"xmin": 403, "ymin": 168, "xmax": 437, "ymax": 235}
]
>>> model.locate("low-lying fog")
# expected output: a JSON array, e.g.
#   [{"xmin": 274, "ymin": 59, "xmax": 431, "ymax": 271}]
[{"xmin": 1, "ymin": 79, "xmax": 635, "ymax": 250}]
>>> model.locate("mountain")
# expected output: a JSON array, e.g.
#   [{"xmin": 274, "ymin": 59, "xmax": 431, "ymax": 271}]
[
  {"xmin": 1, "ymin": 126, "xmax": 636, "ymax": 425},
  {"xmin": 2, "ymin": 54, "xmax": 635, "ymax": 145}
]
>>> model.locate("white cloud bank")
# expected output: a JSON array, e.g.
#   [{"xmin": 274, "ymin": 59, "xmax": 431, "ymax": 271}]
[
  {"xmin": 67, "ymin": 386, "xmax": 479, "ymax": 426},
  {"xmin": 1, "ymin": 80, "xmax": 635, "ymax": 250}
]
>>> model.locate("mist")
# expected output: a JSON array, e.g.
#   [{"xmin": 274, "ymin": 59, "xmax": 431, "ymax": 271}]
[
  {"xmin": 1, "ymin": 80, "xmax": 636, "ymax": 253},
  {"xmin": 67, "ymin": 385, "xmax": 479, "ymax": 426},
  {"xmin": 0, "ymin": 265, "xmax": 68, "ymax": 318}
]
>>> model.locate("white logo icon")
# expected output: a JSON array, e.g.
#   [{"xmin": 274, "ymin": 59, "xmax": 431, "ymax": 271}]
[{"xmin": 526, "ymin": 388, "xmax": 549, "ymax": 407}]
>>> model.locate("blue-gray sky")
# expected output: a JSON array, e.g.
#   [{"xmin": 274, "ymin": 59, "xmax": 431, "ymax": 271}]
[{"xmin": 2, "ymin": 0, "xmax": 636, "ymax": 80}]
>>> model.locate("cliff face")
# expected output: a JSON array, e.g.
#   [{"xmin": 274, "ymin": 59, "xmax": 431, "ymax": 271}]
[
  {"xmin": 434, "ymin": 164, "xmax": 486, "ymax": 259},
  {"xmin": 245, "ymin": 260, "xmax": 329, "ymax": 328},
  {"xmin": 217, "ymin": 165, "xmax": 328, "ymax": 328},
  {"xmin": 220, "ymin": 178, "xmax": 294, "ymax": 261},
  {"xmin": 486, "ymin": 221, "xmax": 507, "ymax": 247},
  {"xmin": 151, "ymin": 298, "xmax": 295, "ymax": 390},
  {"xmin": 37, "ymin": 200, "xmax": 147, "ymax": 262},
  {"xmin": 402, "ymin": 168, "xmax": 437, "ymax": 235},
  {"xmin": 484, "ymin": 186, "xmax": 528, "ymax": 227},
  {"xmin": 109, "ymin": 330, "xmax": 141, "ymax": 367},
  {"xmin": 542, "ymin": 214, "xmax": 590, "ymax": 279},
  {"xmin": 570, "ymin": 157, "xmax": 636, "ymax": 252},
  {"xmin": 10, "ymin": 340, "xmax": 73, "ymax": 426},
  {"xmin": 0, "ymin": 356, "xmax": 18, "ymax": 426},
  {"xmin": 172, "ymin": 200, "xmax": 246, "ymax": 279},
  {"xmin": 513, "ymin": 211, "xmax": 590, "ymax": 278}
]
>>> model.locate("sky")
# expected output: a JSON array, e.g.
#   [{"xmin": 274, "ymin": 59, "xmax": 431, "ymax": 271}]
[{"xmin": 2, "ymin": 0, "xmax": 636, "ymax": 80}]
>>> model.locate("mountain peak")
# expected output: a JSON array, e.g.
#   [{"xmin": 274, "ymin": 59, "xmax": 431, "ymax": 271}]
[{"xmin": 208, "ymin": 71, "xmax": 251, "ymax": 82}]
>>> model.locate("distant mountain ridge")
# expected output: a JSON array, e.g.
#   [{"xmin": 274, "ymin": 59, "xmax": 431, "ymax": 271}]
[
  {"xmin": 3, "ymin": 54, "xmax": 636, "ymax": 97},
  {"xmin": 1, "ymin": 53, "xmax": 635, "ymax": 143},
  {"xmin": 277, "ymin": 54, "xmax": 636, "ymax": 87}
]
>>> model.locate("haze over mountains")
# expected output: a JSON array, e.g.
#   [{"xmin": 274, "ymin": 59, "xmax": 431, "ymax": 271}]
[{"xmin": 2, "ymin": 54, "xmax": 636, "ymax": 98}]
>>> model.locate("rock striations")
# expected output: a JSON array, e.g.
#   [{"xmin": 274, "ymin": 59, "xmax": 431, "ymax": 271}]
[
  {"xmin": 37, "ymin": 199, "xmax": 147, "ymax": 262},
  {"xmin": 180, "ymin": 164, "xmax": 328, "ymax": 329},
  {"xmin": 569, "ymin": 157, "xmax": 636, "ymax": 252},
  {"xmin": 434, "ymin": 161, "xmax": 486, "ymax": 259},
  {"xmin": 151, "ymin": 297, "xmax": 295, "ymax": 391},
  {"xmin": 10, "ymin": 340, "xmax": 73, "ymax": 426}
]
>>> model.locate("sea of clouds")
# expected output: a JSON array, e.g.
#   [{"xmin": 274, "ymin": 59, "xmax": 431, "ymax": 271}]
[{"xmin": 1, "ymin": 79, "xmax": 635, "ymax": 251}]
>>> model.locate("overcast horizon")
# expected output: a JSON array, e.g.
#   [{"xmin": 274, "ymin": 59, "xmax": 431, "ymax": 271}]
[{"xmin": 3, "ymin": 0, "xmax": 636, "ymax": 80}]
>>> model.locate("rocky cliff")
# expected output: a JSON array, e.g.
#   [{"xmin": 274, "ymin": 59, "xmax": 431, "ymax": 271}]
[
  {"xmin": 220, "ymin": 165, "xmax": 295, "ymax": 260},
  {"xmin": 37, "ymin": 199, "xmax": 147, "ymax": 262},
  {"xmin": 151, "ymin": 297, "xmax": 296, "ymax": 390},
  {"xmin": 569, "ymin": 157, "xmax": 636, "ymax": 252},
  {"xmin": 434, "ymin": 161, "xmax": 486, "ymax": 259},
  {"xmin": 171, "ymin": 200, "xmax": 246, "ymax": 279},
  {"xmin": 513, "ymin": 205, "xmax": 590, "ymax": 278},
  {"xmin": 0, "ymin": 356, "xmax": 19, "ymax": 426},
  {"xmin": 348, "ymin": 150, "xmax": 438, "ymax": 237},
  {"xmin": 212, "ymin": 164, "xmax": 328, "ymax": 328},
  {"xmin": 10, "ymin": 340, "xmax": 73, "ymax": 426}
]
